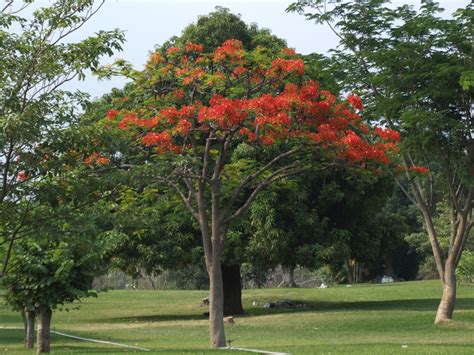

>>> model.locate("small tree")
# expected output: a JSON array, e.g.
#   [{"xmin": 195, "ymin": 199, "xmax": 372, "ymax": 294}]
[
  {"xmin": 2, "ymin": 196, "xmax": 116, "ymax": 354},
  {"xmin": 100, "ymin": 40, "xmax": 399, "ymax": 347}
]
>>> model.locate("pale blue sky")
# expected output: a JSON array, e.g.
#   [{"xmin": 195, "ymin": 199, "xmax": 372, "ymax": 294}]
[{"xmin": 48, "ymin": 0, "xmax": 469, "ymax": 98}]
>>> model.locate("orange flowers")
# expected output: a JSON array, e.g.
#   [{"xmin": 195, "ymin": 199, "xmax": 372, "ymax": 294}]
[
  {"xmin": 84, "ymin": 152, "xmax": 110, "ymax": 165},
  {"xmin": 214, "ymin": 39, "xmax": 244, "ymax": 63},
  {"xmin": 100, "ymin": 40, "xmax": 400, "ymax": 164},
  {"xmin": 409, "ymin": 165, "xmax": 429, "ymax": 175}
]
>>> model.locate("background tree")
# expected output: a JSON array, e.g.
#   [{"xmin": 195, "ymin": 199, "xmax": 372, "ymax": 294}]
[{"xmin": 288, "ymin": 0, "xmax": 473, "ymax": 323}]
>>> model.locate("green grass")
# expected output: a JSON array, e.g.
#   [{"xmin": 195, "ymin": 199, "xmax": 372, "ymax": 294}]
[{"xmin": 1, "ymin": 280, "xmax": 473, "ymax": 354}]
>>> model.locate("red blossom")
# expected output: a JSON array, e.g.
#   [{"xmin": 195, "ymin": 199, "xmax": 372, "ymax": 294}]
[
  {"xmin": 233, "ymin": 66, "xmax": 247, "ymax": 76},
  {"xmin": 213, "ymin": 39, "xmax": 244, "ymax": 63},
  {"xmin": 84, "ymin": 152, "xmax": 110, "ymax": 165},
  {"xmin": 409, "ymin": 165, "xmax": 429, "ymax": 175},
  {"xmin": 107, "ymin": 109, "xmax": 119, "ymax": 120},
  {"xmin": 17, "ymin": 171, "xmax": 28, "ymax": 181},
  {"xmin": 102, "ymin": 40, "xmax": 400, "ymax": 167},
  {"xmin": 347, "ymin": 94, "xmax": 364, "ymax": 110},
  {"xmin": 149, "ymin": 52, "xmax": 164, "ymax": 64},
  {"xmin": 281, "ymin": 48, "xmax": 296, "ymax": 56},
  {"xmin": 166, "ymin": 46, "xmax": 180, "ymax": 55},
  {"xmin": 268, "ymin": 58, "xmax": 304, "ymax": 76},
  {"xmin": 185, "ymin": 43, "xmax": 204, "ymax": 53},
  {"xmin": 142, "ymin": 131, "xmax": 172, "ymax": 147},
  {"xmin": 374, "ymin": 127, "xmax": 401, "ymax": 142}
]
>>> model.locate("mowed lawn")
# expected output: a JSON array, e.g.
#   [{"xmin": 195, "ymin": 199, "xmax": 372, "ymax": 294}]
[{"xmin": 1, "ymin": 280, "xmax": 473, "ymax": 354}]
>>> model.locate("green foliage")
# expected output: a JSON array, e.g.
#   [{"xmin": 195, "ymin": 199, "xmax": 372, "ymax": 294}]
[
  {"xmin": 111, "ymin": 186, "xmax": 203, "ymax": 276},
  {"xmin": 456, "ymin": 251, "xmax": 474, "ymax": 284},
  {"xmin": 0, "ymin": 0, "xmax": 124, "ymax": 273},
  {"xmin": 2, "ymin": 196, "xmax": 117, "ymax": 314},
  {"xmin": 174, "ymin": 6, "xmax": 287, "ymax": 53}
]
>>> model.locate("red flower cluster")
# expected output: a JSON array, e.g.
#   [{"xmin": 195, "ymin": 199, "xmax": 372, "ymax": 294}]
[
  {"xmin": 84, "ymin": 152, "xmax": 110, "ymax": 165},
  {"xmin": 185, "ymin": 43, "xmax": 204, "ymax": 53},
  {"xmin": 213, "ymin": 39, "xmax": 244, "ymax": 63},
  {"xmin": 166, "ymin": 47, "xmax": 180, "ymax": 55},
  {"xmin": 101, "ymin": 40, "xmax": 400, "ymax": 165},
  {"xmin": 374, "ymin": 127, "xmax": 401, "ymax": 142},
  {"xmin": 268, "ymin": 58, "xmax": 305, "ymax": 76},
  {"xmin": 149, "ymin": 52, "xmax": 164, "ymax": 65},
  {"xmin": 118, "ymin": 112, "xmax": 158, "ymax": 129},
  {"xmin": 281, "ymin": 48, "xmax": 296, "ymax": 56},
  {"xmin": 198, "ymin": 96, "xmax": 248, "ymax": 129},
  {"xmin": 347, "ymin": 94, "xmax": 364, "ymax": 111},
  {"xmin": 409, "ymin": 165, "xmax": 429, "ymax": 175},
  {"xmin": 107, "ymin": 109, "xmax": 119, "ymax": 120}
]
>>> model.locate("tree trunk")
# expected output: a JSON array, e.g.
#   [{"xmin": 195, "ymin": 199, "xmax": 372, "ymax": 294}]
[
  {"xmin": 209, "ymin": 259, "xmax": 226, "ymax": 348},
  {"xmin": 383, "ymin": 254, "xmax": 395, "ymax": 277},
  {"xmin": 222, "ymin": 263, "xmax": 244, "ymax": 315},
  {"xmin": 435, "ymin": 260, "xmax": 457, "ymax": 324},
  {"xmin": 36, "ymin": 307, "xmax": 52, "ymax": 354},
  {"xmin": 280, "ymin": 265, "xmax": 297, "ymax": 287},
  {"xmin": 21, "ymin": 309, "xmax": 35, "ymax": 349}
]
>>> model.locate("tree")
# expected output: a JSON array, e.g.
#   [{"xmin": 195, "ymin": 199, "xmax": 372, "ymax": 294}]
[
  {"xmin": 98, "ymin": 39, "xmax": 399, "ymax": 347},
  {"xmin": 2, "ymin": 180, "xmax": 117, "ymax": 354},
  {"xmin": 0, "ymin": 0, "xmax": 124, "ymax": 275},
  {"xmin": 289, "ymin": 0, "xmax": 472, "ymax": 323}
]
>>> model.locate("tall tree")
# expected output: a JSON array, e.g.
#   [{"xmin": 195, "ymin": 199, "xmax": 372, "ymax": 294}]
[
  {"xmin": 98, "ymin": 39, "xmax": 399, "ymax": 347},
  {"xmin": 0, "ymin": 0, "xmax": 124, "ymax": 275},
  {"xmin": 288, "ymin": 0, "xmax": 472, "ymax": 322}
]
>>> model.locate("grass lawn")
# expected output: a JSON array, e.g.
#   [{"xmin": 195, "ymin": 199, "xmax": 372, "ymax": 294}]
[{"xmin": 1, "ymin": 280, "xmax": 473, "ymax": 354}]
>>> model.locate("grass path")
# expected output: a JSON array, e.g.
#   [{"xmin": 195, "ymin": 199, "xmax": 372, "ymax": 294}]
[{"xmin": 1, "ymin": 280, "xmax": 473, "ymax": 354}]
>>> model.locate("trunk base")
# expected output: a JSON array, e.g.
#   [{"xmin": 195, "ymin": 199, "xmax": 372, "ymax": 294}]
[
  {"xmin": 434, "ymin": 267, "xmax": 456, "ymax": 324},
  {"xmin": 36, "ymin": 307, "xmax": 52, "ymax": 354}
]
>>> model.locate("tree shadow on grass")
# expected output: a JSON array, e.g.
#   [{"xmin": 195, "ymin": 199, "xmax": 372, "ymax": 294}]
[
  {"xmin": 100, "ymin": 297, "xmax": 473, "ymax": 323},
  {"xmin": 244, "ymin": 297, "xmax": 474, "ymax": 317},
  {"xmin": 101, "ymin": 313, "xmax": 207, "ymax": 323}
]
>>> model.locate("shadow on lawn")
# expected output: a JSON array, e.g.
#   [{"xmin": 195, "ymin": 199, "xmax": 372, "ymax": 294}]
[
  {"xmin": 244, "ymin": 297, "xmax": 474, "ymax": 317},
  {"xmin": 2, "ymin": 328, "xmax": 150, "ymax": 352},
  {"xmin": 101, "ymin": 297, "xmax": 473, "ymax": 323}
]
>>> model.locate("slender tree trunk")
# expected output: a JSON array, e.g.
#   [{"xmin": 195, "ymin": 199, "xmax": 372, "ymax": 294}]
[
  {"xmin": 209, "ymin": 257, "xmax": 226, "ymax": 348},
  {"xmin": 435, "ymin": 259, "xmax": 457, "ymax": 324},
  {"xmin": 21, "ymin": 309, "xmax": 35, "ymax": 349},
  {"xmin": 36, "ymin": 307, "xmax": 52, "ymax": 354},
  {"xmin": 222, "ymin": 263, "xmax": 244, "ymax": 315},
  {"xmin": 345, "ymin": 259, "xmax": 354, "ymax": 284},
  {"xmin": 280, "ymin": 265, "xmax": 297, "ymax": 287}
]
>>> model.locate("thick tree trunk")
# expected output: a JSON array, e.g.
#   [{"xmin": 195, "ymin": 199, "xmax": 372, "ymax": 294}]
[
  {"xmin": 222, "ymin": 263, "xmax": 244, "ymax": 315},
  {"xmin": 383, "ymin": 254, "xmax": 395, "ymax": 277},
  {"xmin": 280, "ymin": 265, "xmax": 297, "ymax": 287},
  {"xmin": 36, "ymin": 307, "xmax": 52, "ymax": 354},
  {"xmin": 209, "ymin": 259, "xmax": 226, "ymax": 348},
  {"xmin": 21, "ymin": 309, "xmax": 35, "ymax": 349},
  {"xmin": 435, "ymin": 260, "xmax": 457, "ymax": 324}
]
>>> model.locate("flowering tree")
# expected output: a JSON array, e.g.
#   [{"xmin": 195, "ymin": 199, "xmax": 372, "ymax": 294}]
[{"xmin": 102, "ymin": 40, "xmax": 399, "ymax": 348}]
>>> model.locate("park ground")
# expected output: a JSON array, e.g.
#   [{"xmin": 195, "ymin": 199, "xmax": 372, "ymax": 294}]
[{"xmin": 1, "ymin": 280, "xmax": 473, "ymax": 354}]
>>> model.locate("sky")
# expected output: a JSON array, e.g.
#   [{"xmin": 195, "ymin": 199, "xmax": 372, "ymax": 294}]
[{"xmin": 29, "ymin": 0, "xmax": 470, "ymax": 98}]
